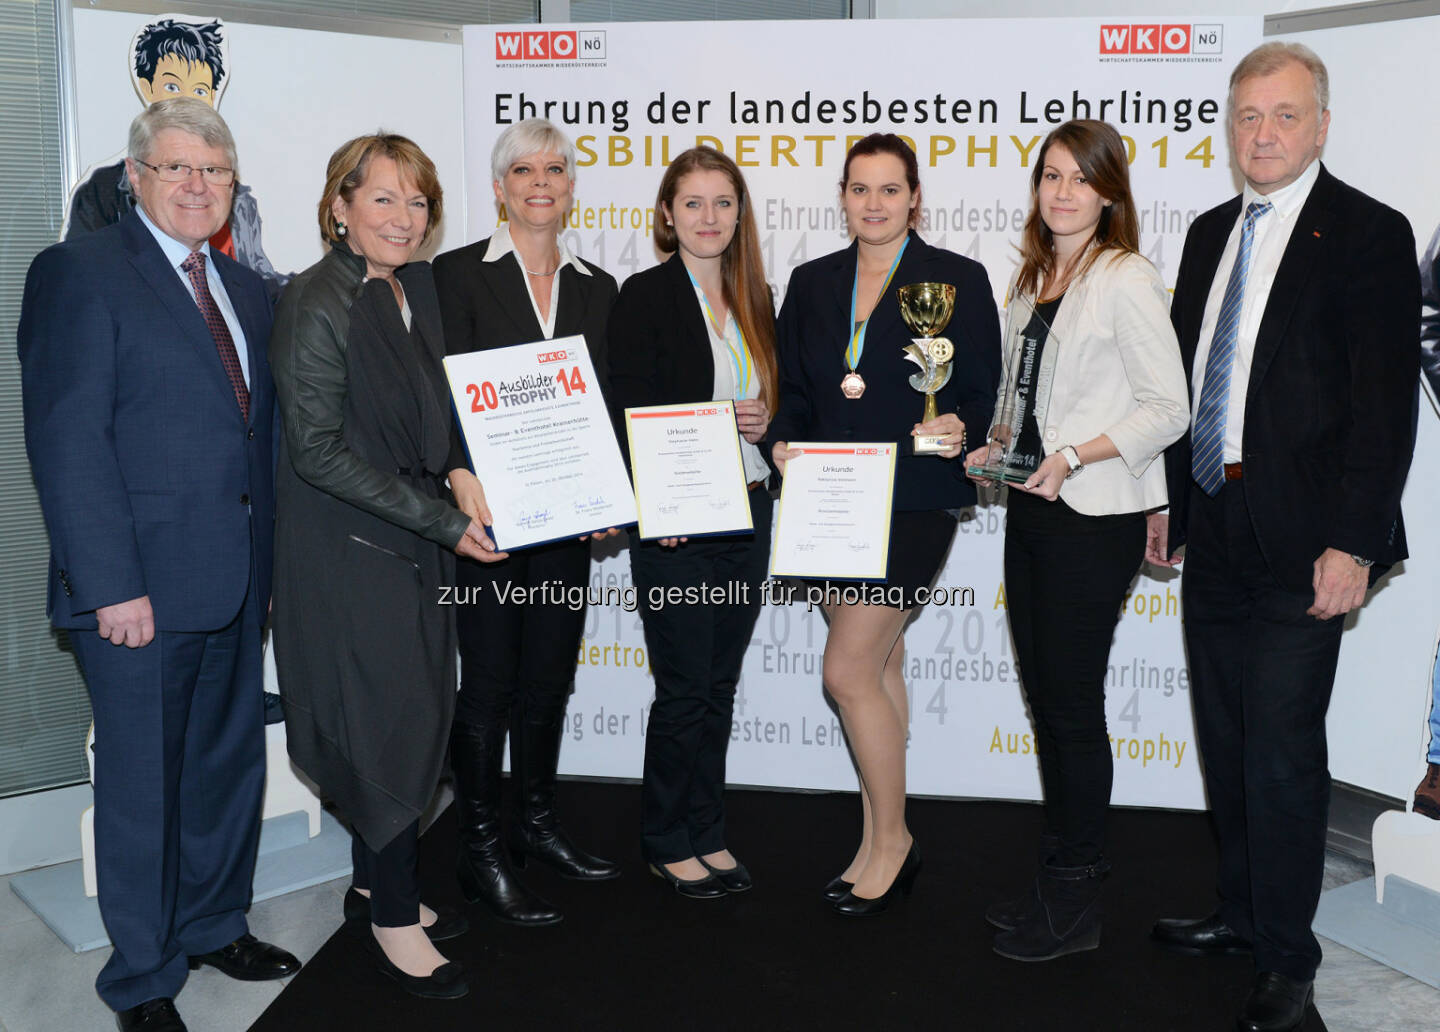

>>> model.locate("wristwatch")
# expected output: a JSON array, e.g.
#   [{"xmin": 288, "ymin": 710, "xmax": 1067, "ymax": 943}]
[
  {"xmin": 1059, "ymin": 445, "xmax": 1084, "ymax": 479},
  {"xmin": 1351, "ymin": 554, "xmax": 1374, "ymax": 568}
]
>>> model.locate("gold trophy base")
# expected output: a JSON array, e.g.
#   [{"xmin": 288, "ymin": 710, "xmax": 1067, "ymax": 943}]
[{"xmin": 913, "ymin": 393, "xmax": 947, "ymax": 454}]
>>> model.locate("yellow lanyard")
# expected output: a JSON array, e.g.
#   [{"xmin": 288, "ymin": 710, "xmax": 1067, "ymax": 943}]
[
  {"xmin": 687, "ymin": 270, "xmax": 751, "ymax": 395},
  {"xmin": 847, "ymin": 236, "xmax": 909, "ymax": 372}
]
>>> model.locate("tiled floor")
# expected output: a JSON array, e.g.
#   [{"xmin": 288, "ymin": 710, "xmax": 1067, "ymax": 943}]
[{"xmin": 2, "ymin": 852, "xmax": 1437, "ymax": 1032}]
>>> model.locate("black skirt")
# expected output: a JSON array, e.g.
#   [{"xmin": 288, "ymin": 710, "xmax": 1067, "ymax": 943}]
[{"xmin": 802, "ymin": 508, "xmax": 958, "ymax": 610}]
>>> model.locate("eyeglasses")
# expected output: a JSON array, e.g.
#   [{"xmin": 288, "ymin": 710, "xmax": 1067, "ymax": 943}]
[{"xmin": 136, "ymin": 160, "xmax": 235, "ymax": 185}]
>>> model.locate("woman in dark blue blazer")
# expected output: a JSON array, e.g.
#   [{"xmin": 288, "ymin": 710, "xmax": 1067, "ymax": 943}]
[
  {"xmin": 607, "ymin": 147, "xmax": 778, "ymax": 898},
  {"xmin": 770, "ymin": 133, "xmax": 1001, "ymax": 914}
]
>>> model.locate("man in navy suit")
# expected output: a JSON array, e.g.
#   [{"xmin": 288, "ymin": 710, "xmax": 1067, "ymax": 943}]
[
  {"xmin": 19, "ymin": 97, "xmax": 297, "ymax": 1032},
  {"xmin": 1146, "ymin": 43, "xmax": 1418, "ymax": 1032}
]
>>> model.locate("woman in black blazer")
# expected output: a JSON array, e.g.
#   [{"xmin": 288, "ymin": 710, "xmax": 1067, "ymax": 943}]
[
  {"xmin": 433, "ymin": 118, "xmax": 620, "ymax": 928},
  {"xmin": 607, "ymin": 147, "xmax": 778, "ymax": 898},
  {"xmin": 770, "ymin": 134, "xmax": 1001, "ymax": 915}
]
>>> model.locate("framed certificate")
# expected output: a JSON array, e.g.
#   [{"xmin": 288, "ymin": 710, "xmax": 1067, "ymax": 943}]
[
  {"xmin": 444, "ymin": 334, "xmax": 638, "ymax": 551},
  {"xmin": 770, "ymin": 443, "xmax": 897, "ymax": 581},
  {"xmin": 624, "ymin": 402, "xmax": 753, "ymax": 540}
]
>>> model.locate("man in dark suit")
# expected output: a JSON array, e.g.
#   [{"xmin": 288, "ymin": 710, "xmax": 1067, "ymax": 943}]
[
  {"xmin": 1145, "ymin": 43, "xmax": 1419, "ymax": 1032},
  {"xmin": 19, "ymin": 98, "xmax": 297, "ymax": 1032}
]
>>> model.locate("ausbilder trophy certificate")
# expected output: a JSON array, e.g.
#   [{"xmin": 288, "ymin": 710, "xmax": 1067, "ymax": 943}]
[{"xmin": 444, "ymin": 334, "xmax": 637, "ymax": 551}]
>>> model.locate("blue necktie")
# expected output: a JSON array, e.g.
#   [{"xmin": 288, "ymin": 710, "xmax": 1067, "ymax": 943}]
[{"xmin": 1191, "ymin": 200, "xmax": 1272, "ymax": 495}]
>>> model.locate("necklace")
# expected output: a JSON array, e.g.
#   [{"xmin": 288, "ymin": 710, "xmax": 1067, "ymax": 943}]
[{"xmin": 521, "ymin": 251, "xmax": 560, "ymax": 277}]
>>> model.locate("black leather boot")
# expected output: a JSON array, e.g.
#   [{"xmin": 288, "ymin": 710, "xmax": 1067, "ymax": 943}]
[
  {"xmin": 449, "ymin": 719, "xmax": 562, "ymax": 926},
  {"xmin": 509, "ymin": 703, "xmax": 621, "ymax": 881},
  {"xmin": 992, "ymin": 857, "xmax": 1108, "ymax": 961},
  {"xmin": 985, "ymin": 830, "xmax": 1060, "ymax": 930}
]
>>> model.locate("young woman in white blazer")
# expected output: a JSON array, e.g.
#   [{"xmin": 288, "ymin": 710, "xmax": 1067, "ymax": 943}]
[{"xmin": 966, "ymin": 119, "xmax": 1189, "ymax": 963}]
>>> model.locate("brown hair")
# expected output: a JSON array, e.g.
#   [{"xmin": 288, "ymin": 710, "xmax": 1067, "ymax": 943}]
[
  {"xmin": 1015, "ymin": 119, "xmax": 1139, "ymax": 299},
  {"xmin": 840, "ymin": 133, "xmax": 922, "ymax": 228},
  {"xmin": 317, "ymin": 132, "xmax": 444, "ymax": 247},
  {"xmin": 654, "ymin": 147, "xmax": 777, "ymax": 413}
]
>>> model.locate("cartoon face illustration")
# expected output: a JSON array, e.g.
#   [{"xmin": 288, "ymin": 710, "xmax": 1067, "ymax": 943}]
[
  {"xmin": 137, "ymin": 53, "xmax": 216, "ymax": 105},
  {"xmin": 130, "ymin": 17, "xmax": 228, "ymax": 109}
]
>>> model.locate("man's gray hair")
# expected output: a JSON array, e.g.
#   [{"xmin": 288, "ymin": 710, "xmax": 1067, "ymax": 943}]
[
  {"xmin": 1228, "ymin": 42, "xmax": 1330, "ymax": 120},
  {"xmin": 128, "ymin": 97, "xmax": 238, "ymax": 174},
  {"xmin": 490, "ymin": 118, "xmax": 575, "ymax": 183}
]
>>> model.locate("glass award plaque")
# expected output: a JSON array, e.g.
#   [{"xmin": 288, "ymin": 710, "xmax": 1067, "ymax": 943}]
[{"xmin": 967, "ymin": 296, "xmax": 1059, "ymax": 485}]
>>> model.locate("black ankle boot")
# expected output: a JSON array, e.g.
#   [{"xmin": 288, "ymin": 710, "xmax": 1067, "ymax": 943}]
[
  {"xmin": 509, "ymin": 706, "xmax": 620, "ymax": 881},
  {"xmin": 449, "ymin": 720, "xmax": 563, "ymax": 926},
  {"xmin": 992, "ymin": 856, "xmax": 1108, "ymax": 961},
  {"xmin": 985, "ymin": 830, "xmax": 1060, "ymax": 930}
]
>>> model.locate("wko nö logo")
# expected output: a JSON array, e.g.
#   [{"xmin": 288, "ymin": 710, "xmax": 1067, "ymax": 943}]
[
  {"xmin": 495, "ymin": 30, "xmax": 606, "ymax": 61},
  {"xmin": 1099, "ymin": 24, "xmax": 1223, "ymax": 55},
  {"xmin": 536, "ymin": 350, "xmax": 572, "ymax": 364}
]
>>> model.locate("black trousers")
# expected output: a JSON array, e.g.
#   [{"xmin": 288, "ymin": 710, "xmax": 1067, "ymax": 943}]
[
  {"xmin": 351, "ymin": 819, "xmax": 420, "ymax": 927},
  {"xmin": 453, "ymin": 537, "xmax": 591, "ymax": 727},
  {"xmin": 631, "ymin": 489, "xmax": 772, "ymax": 864},
  {"xmin": 1182, "ymin": 481, "xmax": 1343, "ymax": 982},
  {"xmin": 1003, "ymin": 490, "xmax": 1145, "ymax": 866}
]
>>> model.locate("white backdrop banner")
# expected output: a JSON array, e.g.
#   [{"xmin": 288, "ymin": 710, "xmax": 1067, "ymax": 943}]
[
  {"xmin": 463, "ymin": 17, "xmax": 1266, "ymax": 809},
  {"xmin": 60, "ymin": 8, "xmax": 1440, "ymax": 807}
]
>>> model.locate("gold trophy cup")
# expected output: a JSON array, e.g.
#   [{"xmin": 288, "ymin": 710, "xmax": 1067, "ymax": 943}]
[{"xmin": 897, "ymin": 282, "xmax": 957, "ymax": 455}]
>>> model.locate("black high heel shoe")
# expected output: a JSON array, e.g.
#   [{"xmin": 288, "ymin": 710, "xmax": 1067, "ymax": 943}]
[
  {"xmin": 344, "ymin": 888, "xmax": 470, "ymax": 943},
  {"xmin": 363, "ymin": 933, "xmax": 468, "ymax": 999},
  {"xmin": 821, "ymin": 875, "xmax": 854, "ymax": 903},
  {"xmin": 832, "ymin": 844, "xmax": 921, "ymax": 917},
  {"xmin": 648, "ymin": 862, "xmax": 727, "ymax": 899}
]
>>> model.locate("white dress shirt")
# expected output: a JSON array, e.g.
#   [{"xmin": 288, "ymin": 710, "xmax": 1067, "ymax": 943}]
[
  {"xmin": 481, "ymin": 223, "xmax": 591, "ymax": 340},
  {"xmin": 689, "ymin": 283, "xmax": 771, "ymax": 485},
  {"xmin": 1190, "ymin": 159, "xmax": 1321, "ymax": 462},
  {"xmin": 136, "ymin": 203, "xmax": 250, "ymax": 387}
]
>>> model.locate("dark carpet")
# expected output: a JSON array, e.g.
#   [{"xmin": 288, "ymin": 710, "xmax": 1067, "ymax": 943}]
[{"xmin": 251, "ymin": 781, "xmax": 1326, "ymax": 1031}]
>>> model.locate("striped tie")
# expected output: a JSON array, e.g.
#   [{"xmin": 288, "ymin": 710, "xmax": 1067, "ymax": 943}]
[
  {"xmin": 1190, "ymin": 200, "xmax": 1271, "ymax": 495},
  {"xmin": 181, "ymin": 251, "xmax": 250, "ymax": 422}
]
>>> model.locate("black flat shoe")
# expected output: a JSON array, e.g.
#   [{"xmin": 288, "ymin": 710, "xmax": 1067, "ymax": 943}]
[
  {"xmin": 1151, "ymin": 912, "xmax": 1251, "ymax": 956},
  {"xmin": 649, "ymin": 862, "xmax": 727, "ymax": 899},
  {"xmin": 116, "ymin": 998, "xmax": 186, "ymax": 1032},
  {"xmin": 344, "ymin": 888, "xmax": 470, "ymax": 943},
  {"xmin": 1236, "ymin": 971, "xmax": 1312, "ymax": 1032},
  {"xmin": 364, "ymin": 934, "xmax": 468, "ymax": 999},
  {"xmin": 821, "ymin": 875, "xmax": 854, "ymax": 903},
  {"xmin": 698, "ymin": 855, "xmax": 753, "ymax": 893},
  {"xmin": 187, "ymin": 933, "xmax": 300, "ymax": 980},
  {"xmin": 832, "ymin": 844, "xmax": 921, "ymax": 917}
]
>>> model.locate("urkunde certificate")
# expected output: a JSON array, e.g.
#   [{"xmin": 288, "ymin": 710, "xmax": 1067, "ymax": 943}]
[
  {"xmin": 444, "ymin": 335, "xmax": 637, "ymax": 551},
  {"xmin": 770, "ymin": 443, "xmax": 897, "ymax": 580},
  {"xmin": 624, "ymin": 402, "xmax": 752, "ymax": 541}
]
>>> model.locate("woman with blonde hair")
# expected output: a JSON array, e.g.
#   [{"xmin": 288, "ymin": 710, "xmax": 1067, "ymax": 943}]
[
  {"xmin": 273, "ymin": 132, "xmax": 501, "ymax": 998},
  {"xmin": 434, "ymin": 118, "xmax": 621, "ymax": 927}
]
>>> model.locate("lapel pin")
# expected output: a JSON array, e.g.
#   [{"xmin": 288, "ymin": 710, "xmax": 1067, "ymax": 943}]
[{"xmin": 1312, "ymin": 230, "xmax": 1322, "ymax": 238}]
